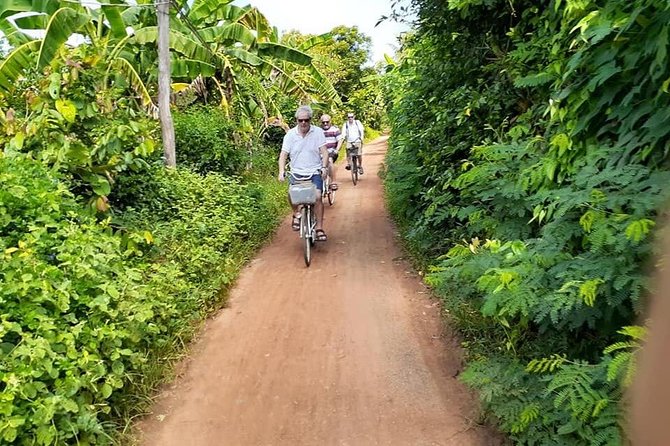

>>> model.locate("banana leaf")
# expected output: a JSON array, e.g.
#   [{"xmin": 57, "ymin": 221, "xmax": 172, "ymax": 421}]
[
  {"xmin": 171, "ymin": 57, "xmax": 216, "ymax": 78},
  {"xmin": 0, "ymin": 0, "xmax": 59, "ymax": 19},
  {"xmin": 188, "ymin": 0, "xmax": 241, "ymax": 25},
  {"xmin": 198, "ymin": 23, "xmax": 255, "ymax": 47},
  {"xmin": 257, "ymin": 42, "xmax": 312, "ymax": 66},
  {"xmin": 132, "ymin": 26, "xmax": 213, "ymax": 63},
  {"xmin": 37, "ymin": 7, "xmax": 89, "ymax": 69},
  {"xmin": 0, "ymin": 40, "xmax": 40, "ymax": 91}
]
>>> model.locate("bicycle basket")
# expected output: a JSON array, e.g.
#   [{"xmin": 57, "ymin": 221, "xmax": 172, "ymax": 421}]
[
  {"xmin": 289, "ymin": 182, "xmax": 318, "ymax": 205},
  {"xmin": 346, "ymin": 141, "xmax": 362, "ymax": 152}
]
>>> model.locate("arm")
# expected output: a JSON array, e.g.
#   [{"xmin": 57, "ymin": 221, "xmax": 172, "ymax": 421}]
[
  {"xmin": 335, "ymin": 128, "xmax": 343, "ymax": 152},
  {"xmin": 278, "ymin": 150, "xmax": 288, "ymax": 181},
  {"xmin": 631, "ymin": 224, "xmax": 670, "ymax": 444},
  {"xmin": 320, "ymin": 144, "xmax": 329, "ymax": 166}
]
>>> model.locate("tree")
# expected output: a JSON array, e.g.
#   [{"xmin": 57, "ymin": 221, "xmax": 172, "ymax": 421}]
[
  {"xmin": 0, "ymin": 0, "xmax": 153, "ymax": 104},
  {"xmin": 128, "ymin": 0, "xmax": 340, "ymax": 133},
  {"xmin": 282, "ymin": 26, "xmax": 374, "ymax": 120},
  {"xmin": 0, "ymin": 0, "xmax": 339, "ymax": 123}
]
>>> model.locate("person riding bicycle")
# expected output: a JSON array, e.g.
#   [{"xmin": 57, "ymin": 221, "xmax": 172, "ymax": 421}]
[
  {"xmin": 320, "ymin": 113, "xmax": 342, "ymax": 191},
  {"xmin": 278, "ymin": 105, "xmax": 329, "ymax": 242},
  {"xmin": 342, "ymin": 112, "xmax": 365, "ymax": 175}
]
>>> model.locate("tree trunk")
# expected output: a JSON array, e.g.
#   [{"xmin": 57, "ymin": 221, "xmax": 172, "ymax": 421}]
[{"xmin": 156, "ymin": 0, "xmax": 176, "ymax": 167}]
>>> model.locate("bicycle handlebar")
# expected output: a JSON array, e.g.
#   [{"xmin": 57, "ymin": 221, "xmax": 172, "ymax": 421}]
[{"xmin": 289, "ymin": 168, "xmax": 327, "ymax": 181}]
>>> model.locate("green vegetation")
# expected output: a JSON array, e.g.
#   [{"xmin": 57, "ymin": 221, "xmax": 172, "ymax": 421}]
[
  {"xmin": 1, "ymin": 152, "xmax": 286, "ymax": 444},
  {"xmin": 1, "ymin": 0, "xmax": 374, "ymax": 443},
  {"xmin": 384, "ymin": 0, "xmax": 670, "ymax": 444},
  {"xmin": 283, "ymin": 25, "xmax": 389, "ymax": 130},
  {"xmin": 12, "ymin": 0, "xmax": 666, "ymax": 443},
  {"xmin": 172, "ymin": 107, "xmax": 244, "ymax": 175},
  {"xmin": 0, "ymin": 47, "xmax": 290, "ymax": 440}
]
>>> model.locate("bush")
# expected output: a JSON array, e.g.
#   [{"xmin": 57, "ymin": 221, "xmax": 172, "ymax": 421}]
[
  {"xmin": 0, "ymin": 153, "xmax": 287, "ymax": 444},
  {"xmin": 173, "ymin": 106, "xmax": 245, "ymax": 175},
  {"xmin": 0, "ymin": 50, "xmax": 159, "ymax": 208},
  {"xmin": 117, "ymin": 165, "xmax": 287, "ymax": 296},
  {"xmin": 1, "ymin": 155, "xmax": 164, "ymax": 444},
  {"xmin": 262, "ymin": 125, "xmax": 286, "ymax": 147},
  {"xmin": 385, "ymin": 0, "xmax": 670, "ymax": 443}
]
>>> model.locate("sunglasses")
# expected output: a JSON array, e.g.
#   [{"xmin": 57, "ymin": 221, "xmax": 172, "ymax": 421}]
[
  {"xmin": 297, "ymin": 118, "xmax": 310, "ymax": 123},
  {"xmin": 321, "ymin": 121, "xmax": 330, "ymax": 124},
  {"xmin": 347, "ymin": 115, "xmax": 354, "ymax": 118}
]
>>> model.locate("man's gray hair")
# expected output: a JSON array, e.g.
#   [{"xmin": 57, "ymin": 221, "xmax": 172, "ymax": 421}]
[{"xmin": 295, "ymin": 105, "xmax": 313, "ymax": 119}]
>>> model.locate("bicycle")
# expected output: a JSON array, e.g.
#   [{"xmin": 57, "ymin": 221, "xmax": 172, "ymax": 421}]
[
  {"xmin": 323, "ymin": 170, "xmax": 335, "ymax": 206},
  {"xmin": 346, "ymin": 140, "xmax": 363, "ymax": 186},
  {"xmin": 288, "ymin": 171, "xmax": 326, "ymax": 266}
]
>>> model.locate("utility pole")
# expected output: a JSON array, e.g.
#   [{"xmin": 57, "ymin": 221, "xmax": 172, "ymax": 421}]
[{"xmin": 156, "ymin": 0, "xmax": 176, "ymax": 167}]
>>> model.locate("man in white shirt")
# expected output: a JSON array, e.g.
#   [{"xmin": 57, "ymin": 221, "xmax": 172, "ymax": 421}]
[
  {"xmin": 342, "ymin": 112, "xmax": 365, "ymax": 174},
  {"xmin": 278, "ymin": 105, "xmax": 329, "ymax": 241}
]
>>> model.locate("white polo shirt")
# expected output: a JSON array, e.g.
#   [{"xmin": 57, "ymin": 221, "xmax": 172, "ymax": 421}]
[{"xmin": 282, "ymin": 125, "xmax": 327, "ymax": 176}]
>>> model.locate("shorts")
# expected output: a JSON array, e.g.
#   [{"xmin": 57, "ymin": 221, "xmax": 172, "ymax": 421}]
[
  {"xmin": 328, "ymin": 150, "xmax": 339, "ymax": 162},
  {"xmin": 346, "ymin": 141, "xmax": 363, "ymax": 156},
  {"xmin": 289, "ymin": 172, "xmax": 324, "ymax": 192}
]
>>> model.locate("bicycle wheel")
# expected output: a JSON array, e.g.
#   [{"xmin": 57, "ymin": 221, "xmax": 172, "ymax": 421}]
[
  {"xmin": 302, "ymin": 206, "xmax": 311, "ymax": 266},
  {"xmin": 351, "ymin": 155, "xmax": 358, "ymax": 186}
]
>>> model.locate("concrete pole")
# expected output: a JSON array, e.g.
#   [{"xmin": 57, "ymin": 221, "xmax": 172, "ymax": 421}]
[{"xmin": 156, "ymin": 0, "xmax": 176, "ymax": 167}]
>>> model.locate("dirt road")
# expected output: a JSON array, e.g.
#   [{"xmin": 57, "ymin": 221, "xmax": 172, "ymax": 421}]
[{"xmin": 137, "ymin": 137, "xmax": 500, "ymax": 446}]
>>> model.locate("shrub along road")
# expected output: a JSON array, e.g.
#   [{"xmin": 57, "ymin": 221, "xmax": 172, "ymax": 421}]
[{"xmin": 136, "ymin": 137, "xmax": 500, "ymax": 445}]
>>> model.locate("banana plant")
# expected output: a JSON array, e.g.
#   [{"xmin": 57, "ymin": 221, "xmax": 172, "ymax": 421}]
[
  {"xmin": 0, "ymin": 6, "xmax": 89, "ymax": 90},
  {"xmin": 0, "ymin": 0, "xmax": 340, "ymax": 127},
  {"xmin": 126, "ymin": 0, "xmax": 340, "ymax": 121},
  {"xmin": 0, "ymin": 0, "xmax": 153, "ymax": 107}
]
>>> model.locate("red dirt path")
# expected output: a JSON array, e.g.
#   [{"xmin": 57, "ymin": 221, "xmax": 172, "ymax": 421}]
[{"xmin": 136, "ymin": 136, "xmax": 502, "ymax": 446}]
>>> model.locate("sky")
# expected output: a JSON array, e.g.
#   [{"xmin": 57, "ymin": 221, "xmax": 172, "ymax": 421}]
[{"xmin": 232, "ymin": 0, "xmax": 413, "ymax": 63}]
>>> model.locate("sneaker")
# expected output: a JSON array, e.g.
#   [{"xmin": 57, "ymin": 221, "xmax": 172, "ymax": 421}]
[
  {"xmin": 358, "ymin": 167, "xmax": 364, "ymax": 175},
  {"xmin": 345, "ymin": 164, "xmax": 351, "ymax": 171}
]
